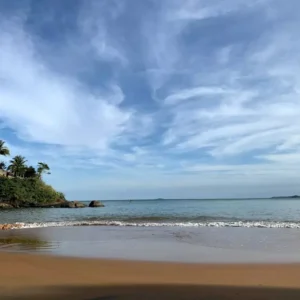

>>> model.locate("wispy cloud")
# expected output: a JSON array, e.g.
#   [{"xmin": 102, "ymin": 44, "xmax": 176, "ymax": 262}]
[
  {"xmin": 78, "ymin": 1, "xmax": 128, "ymax": 66},
  {"xmin": 169, "ymin": 0, "xmax": 271, "ymax": 21},
  {"xmin": 0, "ymin": 14, "xmax": 151, "ymax": 153},
  {"xmin": 164, "ymin": 86, "xmax": 234, "ymax": 106},
  {"xmin": 152, "ymin": 0, "xmax": 300, "ymax": 161}
]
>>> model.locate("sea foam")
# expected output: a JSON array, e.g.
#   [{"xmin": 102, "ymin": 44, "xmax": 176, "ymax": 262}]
[{"xmin": 12, "ymin": 220, "xmax": 300, "ymax": 229}]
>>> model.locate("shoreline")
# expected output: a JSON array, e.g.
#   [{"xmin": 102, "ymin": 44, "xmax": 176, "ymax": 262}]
[
  {"xmin": 1, "ymin": 252, "xmax": 300, "ymax": 299},
  {"xmin": 2, "ymin": 226, "xmax": 300, "ymax": 263},
  {"xmin": 3, "ymin": 219, "xmax": 300, "ymax": 230},
  {"xmin": 0, "ymin": 200, "xmax": 104, "ymax": 209}
]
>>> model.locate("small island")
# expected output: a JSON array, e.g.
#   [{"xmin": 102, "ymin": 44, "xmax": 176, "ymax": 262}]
[
  {"xmin": 0, "ymin": 140, "xmax": 103, "ymax": 209},
  {"xmin": 271, "ymin": 195, "xmax": 300, "ymax": 199}
]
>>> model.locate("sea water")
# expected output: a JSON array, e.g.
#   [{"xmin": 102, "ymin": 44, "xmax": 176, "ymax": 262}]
[{"xmin": 1, "ymin": 198, "xmax": 300, "ymax": 229}]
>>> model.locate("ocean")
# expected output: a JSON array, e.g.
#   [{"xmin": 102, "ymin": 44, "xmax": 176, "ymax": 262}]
[
  {"xmin": 2, "ymin": 198, "xmax": 300, "ymax": 262},
  {"xmin": 1, "ymin": 198, "xmax": 300, "ymax": 229}
]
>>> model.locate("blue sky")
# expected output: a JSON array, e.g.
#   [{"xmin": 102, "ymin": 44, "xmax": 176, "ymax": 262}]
[{"xmin": 1, "ymin": 0, "xmax": 300, "ymax": 199}]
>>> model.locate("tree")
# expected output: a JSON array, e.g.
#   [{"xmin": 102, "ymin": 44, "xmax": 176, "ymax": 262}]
[
  {"xmin": 8, "ymin": 155, "xmax": 27, "ymax": 177},
  {"xmin": 0, "ymin": 161, "xmax": 6, "ymax": 170},
  {"xmin": 24, "ymin": 166, "xmax": 37, "ymax": 178},
  {"xmin": 37, "ymin": 162, "xmax": 50, "ymax": 179},
  {"xmin": 0, "ymin": 161, "xmax": 7, "ymax": 176},
  {"xmin": 0, "ymin": 140, "xmax": 10, "ymax": 157}
]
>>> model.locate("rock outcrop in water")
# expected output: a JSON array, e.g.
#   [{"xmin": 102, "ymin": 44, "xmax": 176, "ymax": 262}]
[
  {"xmin": 0, "ymin": 223, "xmax": 22, "ymax": 230},
  {"xmin": 89, "ymin": 200, "xmax": 105, "ymax": 207},
  {"xmin": 0, "ymin": 199, "xmax": 87, "ymax": 209},
  {"xmin": 66, "ymin": 201, "xmax": 86, "ymax": 208},
  {"xmin": 0, "ymin": 203, "xmax": 14, "ymax": 209}
]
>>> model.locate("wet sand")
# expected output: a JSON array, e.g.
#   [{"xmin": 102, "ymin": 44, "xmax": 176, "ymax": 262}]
[
  {"xmin": 2, "ymin": 226, "xmax": 300, "ymax": 262},
  {"xmin": 2, "ymin": 226, "xmax": 300, "ymax": 299},
  {"xmin": 1, "ymin": 252, "xmax": 300, "ymax": 299}
]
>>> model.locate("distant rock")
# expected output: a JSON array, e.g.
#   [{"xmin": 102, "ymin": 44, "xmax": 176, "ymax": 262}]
[
  {"xmin": 65, "ymin": 201, "xmax": 86, "ymax": 208},
  {"xmin": 271, "ymin": 195, "xmax": 300, "ymax": 199},
  {"xmin": 58, "ymin": 201, "xmax": 86, "ymax": 208},
  {"xmin": 33, "ymin": 199, "xmax": 69, "ymax": 208},
  {"xmin": 0, "ymin": 223, "xmax": 22, "ymax": 230},
  {"xmin": 66, "ymin": 201, "xmax": 76, "ymax": 208},
  {"xmin": 0, "ymin": 199, "xmax": 87, "ymax": 209},
  {"xmin": 89, "ymin": 200, "xmax": 105, "ymax": 208},
  {"xmin": 0, "ymin": 203, "xmax": 14, "ymax": 209},
  {"xmin": 75, "ymin": 201, "xmax": 86, "ymax": 208}
]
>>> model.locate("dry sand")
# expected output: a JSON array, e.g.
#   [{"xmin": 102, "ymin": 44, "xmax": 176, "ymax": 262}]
[{"xmin": 1, "ymin": 252, "xmax": 300, "ymax": 299}]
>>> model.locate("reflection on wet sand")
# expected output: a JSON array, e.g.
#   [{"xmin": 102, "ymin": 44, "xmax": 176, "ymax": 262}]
[{"xmin": 0, "ymin": 233, "xmax": 54, "ymax": 251}]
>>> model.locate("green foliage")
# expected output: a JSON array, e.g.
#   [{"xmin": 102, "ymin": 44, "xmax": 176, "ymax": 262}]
[
  {"xmin": 8, "ymin": 155, "xmax": 27, "ymax": 177},
  {"xmin": 0, "ymin": 140, "xmax": 64, "ymax": 206},
  {"xmin": 0, "ymin": 161, "xmax": 6, "ymax": 171},
  {"xmin": 37, "ymin": 162, "xmax": 50, "ymax": 179},
  {"xmin": 24, "ymin": 166, "xmax": 37, "ymax": 178},
  {"xmin": 0, "ymin": 177, "xmax": 65, "ymax": 206},
  {"xmin": 0, "ymin": 140, "xmax": 10, "ymax": 156}
]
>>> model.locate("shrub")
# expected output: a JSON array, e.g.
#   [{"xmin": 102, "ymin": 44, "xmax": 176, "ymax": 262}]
[{"xmin": 0, "ymin": 177, "xmax": 65, "ymax": 206}]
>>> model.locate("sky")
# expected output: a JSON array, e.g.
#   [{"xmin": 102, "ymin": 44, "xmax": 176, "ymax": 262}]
[{"xmin": 0, "ymin": 0, "xmax": 300, "ymax": 200}]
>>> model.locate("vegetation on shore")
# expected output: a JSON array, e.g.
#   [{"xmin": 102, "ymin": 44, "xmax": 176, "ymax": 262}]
[
  {"xmin": 0, "ymin": 177, "xmax": 65, "ymax": 207},
  {"xmin": 0, "ymin": 140, "xmax": 65, "ymax": 207}
]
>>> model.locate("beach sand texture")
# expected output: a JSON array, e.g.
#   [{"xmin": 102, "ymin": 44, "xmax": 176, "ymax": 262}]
[{"xmin": 1, "ymin": 252, "xmax": 300, "ymax": 299}]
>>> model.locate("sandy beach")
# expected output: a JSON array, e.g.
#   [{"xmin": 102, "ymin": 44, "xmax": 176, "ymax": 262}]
[
  {"xmin": 2, "ymin": 225, "xmax": 300, "ymax": 299},
  {"xmin": 2, "ymin": 207, "xmax": 300, "ymax": 299},
  {"xmin": 1, "ymin": 252, "xmax": 300, "ymax": 299}
]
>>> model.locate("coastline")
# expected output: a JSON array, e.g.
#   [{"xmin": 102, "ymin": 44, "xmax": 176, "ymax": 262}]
[
  {"xmin": 1, "ymin": 252, "xmax": 300, "ymax": 299},
  {"xmin": 2, "ymin": 226, "xmax": 300, "ymax": 263},
  {"xmin": 0, "ymin": 200, "xmax": 104, "ymax": 209},
  {"xmin": 3, "ymin": 199, "xmax": 300, "ymax": 299}
]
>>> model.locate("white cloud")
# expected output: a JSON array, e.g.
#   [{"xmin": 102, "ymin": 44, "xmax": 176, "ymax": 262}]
[
  {"xmin": 164, "ymin": 86, "xmax": 234, "ymax": 105},
  {"xmin": 258, "ymin": 152, "xmax": 300, "ymax": 164},
  {"xmin": 0, "ymin": 18, "xmax": 151, "ymax": 154},
  {"xmin": 169, "ymin": 0, "xmax": 271, "ymax": 21},
  {"xmin": 155, "ymin": 0, "xmax": 300, "ymax": 163},
  {"xmin": 78, "ymin": 1, "xmax": 128, "ymax": 66}
]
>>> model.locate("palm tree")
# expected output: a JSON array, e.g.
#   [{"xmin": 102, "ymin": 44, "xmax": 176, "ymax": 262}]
[
  {"xmin": 0, "ymin": 161, "xmax": 6, "ymax": 170},
  {"xmin": 0, "ymin": 140, "xmax": 10, "ymax": 157},
  {"xmin": 37, "ymin": 162, "xmax": 50, "ymax": 179},
  {"xmin": 0, "ymin": 161, "xmax": 7, "ymax": 176},
  {"xmin": 8, "ymin": 155, "xmax": 27, "ymax": 177}
]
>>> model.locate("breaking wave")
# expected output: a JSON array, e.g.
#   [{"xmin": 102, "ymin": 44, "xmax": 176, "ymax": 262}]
[{"xmin": 12, "ymin": 220, "xmax": 300, "ymax": 229}]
